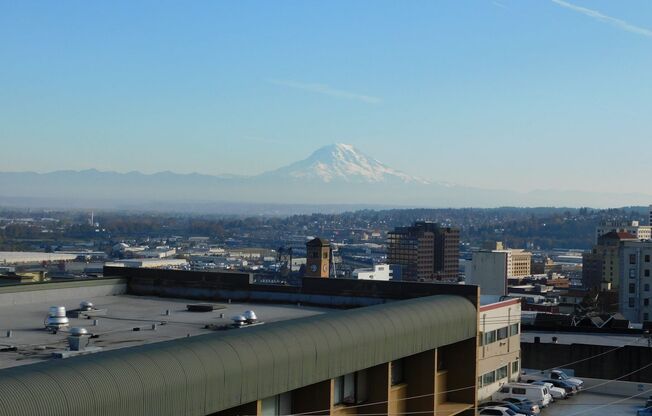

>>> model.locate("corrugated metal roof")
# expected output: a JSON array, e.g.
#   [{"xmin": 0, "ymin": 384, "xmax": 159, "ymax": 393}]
[{"xmin": 0, "ymin": 294, "xmax": 476, "ymax": 416}]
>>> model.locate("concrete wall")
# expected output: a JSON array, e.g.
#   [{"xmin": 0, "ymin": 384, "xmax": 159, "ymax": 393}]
[
  {"xmin": 112, "ymin": 266, "xmax": 480, "ymax": 308},
  {"xmin": 522, "ymin": 342, "xmax": 652, "ymax": 382},
  {"xmin": 0, "ymin": 278, "xmax": 127, "ymax": 306}
]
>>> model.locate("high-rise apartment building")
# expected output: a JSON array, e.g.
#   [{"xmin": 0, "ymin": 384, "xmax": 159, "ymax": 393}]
[{"xmin": 387, "ymin": 221, "xmax": 460, "ymax": 281}]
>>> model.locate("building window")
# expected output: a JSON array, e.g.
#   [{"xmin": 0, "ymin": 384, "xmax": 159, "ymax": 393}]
[
  {"xmin": 512, "ymin": 360, "xmax": 520, "ymax": 374},
  {"xmin": 646, "ymin": 270, "xmax": 650, "ymax": 277},
  {"xmin": 646, "ymin": 255, "xmax": 651, "ymax": 263},
  {"xmin": 630, "ymin": 283, "xmax": 637, "ymax": 294},
  {"xmin": 333, "ymin": 374, "xmax": 355, "ymax": 405},
  {"xmin": 630, "ymin": 269, "xmax": 637, "ymax": 278},
  {"xmin": 391, "ymin": 360, "xmax": 404, "ymax": 385},
  {"xmin": 334, "ymin": 371, "xmax": 367, "ymax": 405},
  {"xmin": 645, "ymin": 298, "xmax": 650, "ymax": 306},
  {"xmin": 483, "ymin": 330, "xmax": 496, "ymax": 345},
  {"xmin": 261, "ymin": 393, "xmax": 291, "ymax": 416},
  {"xmin": 497, "ymin": 327, "xmax": 509, "ymax": 341},
  {"xmin": 646, "ymin": 284, "xmax": 650, "ymax": 292},
  {"xmin": 645, "ymin": 313, "xmax": 650, "ymax": 322},
  {"xmin": 482, "ymin": 371, "xmax": 496, "ymax": 386},
  {"xmin": 631, "ymin": 254, "xmax": 637, "ymax": 265},
  {"xmin": 509, "ymin": 323, "xmax": 520, "ymax": 336},
  {"xmin": 496, "ymin": 365, "xmax": 508, "ymax": 380},
  {"xmin": 629, "ymin": 298, "xmax": 636, "ymax": 308}
]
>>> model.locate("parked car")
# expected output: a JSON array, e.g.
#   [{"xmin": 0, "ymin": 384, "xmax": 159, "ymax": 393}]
[
  {"xmin": 493, "ymin": 383, "xmax": 552, "ymax": 407},
  {"xmin": 502, "ymin": 397, "xmax": 541, "ymax": 415},
  {"xmin": 479, "ymin": 406, "xmax": 526, "ymax": 416},
  {"xmin": 530, "ymin": 381, "xmax": 567, "ymax": 399},
  {"xmin": 540, "ymin": 378, "xmax": 577, "ymax": 395},
  {"xmin": 521, "ymin": 369, "xmax": 584, "ymax": 390},
  {"xmin": 478, "ymin": 401, "xmax": 537, "ymax": 416}
]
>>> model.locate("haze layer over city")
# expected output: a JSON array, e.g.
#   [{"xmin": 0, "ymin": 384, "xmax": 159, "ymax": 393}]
[{"xmin": 2, "ymin": 2, "xmax": 652, "ymax": 416}]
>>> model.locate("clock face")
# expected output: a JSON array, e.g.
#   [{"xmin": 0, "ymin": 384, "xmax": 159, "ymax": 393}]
[{"xmin": 310, "ymin": 264, "xmax": 317, "ymax": 272}]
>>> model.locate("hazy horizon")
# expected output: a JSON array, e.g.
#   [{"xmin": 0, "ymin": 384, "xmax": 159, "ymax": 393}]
[{"xmin": 2, "ymin": 1, "xmax": 652, "ymax": 196}]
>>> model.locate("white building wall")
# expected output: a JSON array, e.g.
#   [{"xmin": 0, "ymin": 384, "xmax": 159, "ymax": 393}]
[
  {"xmin": 467, "ymin": 251, "xmax": 508, "ymax": 296},
  {"xmin": 352, "ymin": 264, "xmax": 392, "ymax": 281}
]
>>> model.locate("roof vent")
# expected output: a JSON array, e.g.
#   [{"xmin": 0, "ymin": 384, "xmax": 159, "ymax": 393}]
[
  {"xmin": 45, "ymin": 306, "xmax": 69, "ymax": 333},
  {"xmin": 243, "ymin": 310, "xmax": 258, "ymax": 323},
  {"xmin": 80, "ymin": 301, "xmax": 94, "ymax": 311},
  {"xmin": 68, "ymin": 327, "xmax": 90, "ymax": 351},
  {"xmin": 232, "ymin": 315, "xmax": 247, "ymax": 326}
]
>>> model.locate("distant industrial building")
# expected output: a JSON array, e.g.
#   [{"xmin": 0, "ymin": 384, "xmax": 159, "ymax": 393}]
[
  {"xmin": 104, "ymin": 258, "xmax": 188, "ymax": 269},
  {"xmin": 387, "ymin": 221, "xmax": 460, "ymax": 281},
  {"xmin": 0, "ymin": 251, "xmax": 78, "ymax": 265},
  {"xmin": 352, "ymin": 264, "xmax": 392, "ymax": 280}
]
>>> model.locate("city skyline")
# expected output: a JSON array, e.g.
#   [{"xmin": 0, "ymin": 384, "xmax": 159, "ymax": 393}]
[{"xmin": 2, "ymin": 1, "xmax": 651, "ymax": 195}]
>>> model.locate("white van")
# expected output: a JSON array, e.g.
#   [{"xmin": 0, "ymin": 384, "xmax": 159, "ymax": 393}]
[{"xmin": 493, "ymin": 383, "xmax": 552, "ymax": 407}]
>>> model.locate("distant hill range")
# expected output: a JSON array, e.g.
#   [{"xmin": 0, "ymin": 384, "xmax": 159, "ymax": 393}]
[{"xmin": 1, "ymin": 144, "xmax": 650, "ymax": 212}]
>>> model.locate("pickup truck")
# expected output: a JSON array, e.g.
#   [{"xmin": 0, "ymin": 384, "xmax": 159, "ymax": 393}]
[{"xmin": 520, "ymin": 369, "xmax": 584, "ymax": 391}]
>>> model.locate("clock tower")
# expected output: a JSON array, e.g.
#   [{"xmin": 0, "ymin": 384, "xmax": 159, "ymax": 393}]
[{"xmin": 305, "ymin": 238, "xmax": 330, "ymax": 278}]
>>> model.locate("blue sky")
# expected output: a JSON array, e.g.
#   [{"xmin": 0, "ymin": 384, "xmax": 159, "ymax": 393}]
[{"xmin": 1, "ymin": 0, "xmax": 651, "ymax": 193}]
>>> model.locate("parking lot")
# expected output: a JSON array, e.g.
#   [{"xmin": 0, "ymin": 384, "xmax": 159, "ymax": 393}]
[{"xmin": 542, "ymin": 391, "xmax": 646, "ymax": 416}]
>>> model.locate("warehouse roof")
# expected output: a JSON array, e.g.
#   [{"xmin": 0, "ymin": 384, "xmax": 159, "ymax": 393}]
[
  {"xmin": 0, "ymin": 294, "xmax": 476, "ymax": 416},
  {"xmin": 0, "ymin": 293, "xmax": 328, "ymax": 370}
]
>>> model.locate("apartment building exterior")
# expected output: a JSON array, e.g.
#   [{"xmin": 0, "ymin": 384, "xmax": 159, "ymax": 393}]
[
  {"xmin": 477, "ymin": 297, "xmax": 522, "ymax": 401},
  {"xmin": 619, "ymin": 240, "xmax": 652, "ymax": 323},
  {"xmin": 387, "ymin": 221, "xmax": 460, "ymax": 281}
]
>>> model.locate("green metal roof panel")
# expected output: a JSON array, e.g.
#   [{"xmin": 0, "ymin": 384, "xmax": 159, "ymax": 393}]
[{"xmin": 0, "ymin": 294, "xmax": 476, "ymax": 416}]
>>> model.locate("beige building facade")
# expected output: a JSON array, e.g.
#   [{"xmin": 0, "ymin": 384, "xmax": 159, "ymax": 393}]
[{"xmin": 477, "ymin": 298, "xmax": 522, "ymax": 401}]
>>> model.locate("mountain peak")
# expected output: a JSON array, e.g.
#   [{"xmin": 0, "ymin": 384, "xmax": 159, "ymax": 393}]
[{"xmin": 260, "ymin": 143, "xmax": 429, "ymax": 184}]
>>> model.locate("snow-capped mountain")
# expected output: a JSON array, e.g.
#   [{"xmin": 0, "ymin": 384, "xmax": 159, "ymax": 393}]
[
  {"xmin": 3, "ymin": 143, "xmax": 652, "ymax": 211},
  {"xmin": 259, "ymin": 143, "xmax": 429, "ymax": 184}
]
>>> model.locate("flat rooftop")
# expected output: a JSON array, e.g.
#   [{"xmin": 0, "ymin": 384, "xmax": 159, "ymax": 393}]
[
  {"xmin": 544, "ymin": 391, "xmax": 647, "ymax": 416},
  {"xmin": 0, "ymin": 293, "xmax": 328, "ymax": 370}
]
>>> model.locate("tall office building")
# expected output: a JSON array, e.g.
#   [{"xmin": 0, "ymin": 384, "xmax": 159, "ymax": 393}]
[
  {"xmin": 387, "ymin": 221, "xmax": 460, "ymax": 281},
  {"xmin": 582, "ymin": 231, "xmax": 637, "ymax": 290}
]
